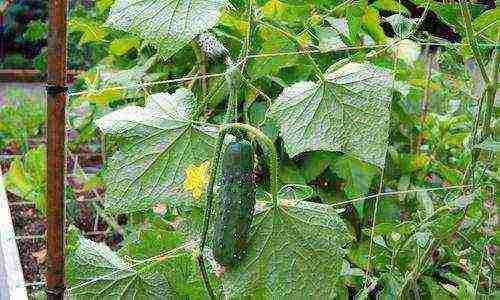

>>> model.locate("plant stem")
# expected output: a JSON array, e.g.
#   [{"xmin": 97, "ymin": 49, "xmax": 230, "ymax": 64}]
[
  {"xmin": 196, "ymin": 255, "xmax": 216, "ymax": 299},
  {"xmin": 462, "ymin": 36, "xmax": 499, "ymax": 186},
  {"xmin": 198, "ymin": 5, "xmax": 258, "ymax": 288},
  {"xmin": 238, "ymin": 0, "xmax": 254, "ymax": 69},
  {"xmin": 223, "ymin": 2, "xmax": 255, "ymax": 124},
  {"xmin": 418, "ymin": 46, "xmax": 435, "ymax": 151},
  {"xmin": 220, "ymin": 123, "xmax": 278, "ymax": 207},
  {"xmin": 197, "ymin": 131, "xmax": 225, "ymax": 300},
  {"xmin": 480, "ymin": 39, "xmax": 499, "ymax": 140},
  {"xmin": 397, "ymin": 240, "xmax": 435, "ymax": 299},
  {"xmin": 459, "ymin": 0, "xmax": 490, "ymax": 85},
  {"xmin": 421, "ymin": 46, "xmax": 434, "ymax": 122},
  {"xmin": 198, "ymin": 5, "xmax": 266, "ymax": 292}
]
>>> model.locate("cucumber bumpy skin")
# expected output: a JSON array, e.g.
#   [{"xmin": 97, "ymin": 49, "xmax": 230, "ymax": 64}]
[{"xmin": 212, "ymin": 139, "xmax": 256, "ymax": 266}]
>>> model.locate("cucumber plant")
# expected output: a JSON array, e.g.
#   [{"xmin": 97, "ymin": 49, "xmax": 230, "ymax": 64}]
[
  {"xmin": 64, "ymin": 1, "xmax": 498, "ymax": 299},
  {"xmin": 68, "ymin": 1, "xmax": 400, "ymax": 298},
  {"xmin": 193, "ymin": 36, "xmax": 281, "ymax": 296}
]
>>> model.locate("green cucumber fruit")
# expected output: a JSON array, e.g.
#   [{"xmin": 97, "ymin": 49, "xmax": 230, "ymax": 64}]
[{"xmin": 212, "ymin": 138, "xmax": 255, "ymax": 266}]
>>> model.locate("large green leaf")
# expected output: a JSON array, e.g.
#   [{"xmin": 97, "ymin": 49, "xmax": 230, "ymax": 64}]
[
  {"xmin": 334, "ymin": 156, "xmax": 378, "ymax": 199},
  {"xmin": 69, "ymin": 18, "xmax": 108, "ymax": 45},
  {"xmin": 4, "ymin": 146, "xmax": 46, "ymax": 212},
  {"xmin": 317, "ymin": 27, "xmax": 347, "ymax": 52},
  {"xmin": 472, "ymin": 8, "xmax": 500, "ymax": 42},
  {"xmin": 222, "ymin": 200, "xmax": 352, "ymax": 298},
  {"xmin": 96, "ymin": 88, "xmax": 217, "ymax": 213},
  {"xmin": 477, "ymin": 137, "xmax": 499, "ymax": 152},
  {"xmin": 105, "ymin": 0, "xmax": 229, "ymax": 56},
  {"xmin": 269, "ymin": 62, "xmax": 393, "ymax": 167},
  {"xmin": 67, "ymin": 237, "xmax": 175, "ymax": 299}
]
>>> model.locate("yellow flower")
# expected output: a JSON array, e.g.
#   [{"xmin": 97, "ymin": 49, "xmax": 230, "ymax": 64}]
[{"xmin": 183, "ymin": 161, "xmax": 210, "ymax": 199}]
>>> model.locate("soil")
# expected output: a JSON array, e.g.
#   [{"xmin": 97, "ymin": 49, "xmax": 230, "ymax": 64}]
[
  {"xmin": 0, "ymin": 85, "xmax": 124, "ymax": 295},
  {"xmin": 2, "ymin": 146, "xmax": 124, "ymax": 295},
  {"xmin": 3, "ymin": 148, "xmax": 125, "ymax": 295}
]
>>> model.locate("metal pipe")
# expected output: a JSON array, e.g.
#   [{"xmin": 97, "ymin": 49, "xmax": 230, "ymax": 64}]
[{"xmin": 46, "ymin": 0, "xmax": 68, "ymax": 299}]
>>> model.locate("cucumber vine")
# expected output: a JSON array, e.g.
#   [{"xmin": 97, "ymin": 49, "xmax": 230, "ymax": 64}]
[{"xmin": 60, "ymin": 0, "xmax": 498, "ymax": 299}]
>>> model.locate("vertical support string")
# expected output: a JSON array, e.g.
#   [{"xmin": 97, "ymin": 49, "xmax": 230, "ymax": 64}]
[
  {"xmin": 363, "ymin": 0, "xmax": 407, "ymax": 293},
  {"xmin": 46, "ymin": 0, "xmax": 68, "ymax": 299}
]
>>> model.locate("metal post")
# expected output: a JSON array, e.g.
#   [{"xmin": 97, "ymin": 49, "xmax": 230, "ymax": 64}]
[{"xmin": 46, "ymin": 0, "xmax": 67, "ymax": 299}]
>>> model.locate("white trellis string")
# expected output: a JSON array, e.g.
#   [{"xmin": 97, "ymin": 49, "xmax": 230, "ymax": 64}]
[
  {"xmin": 22, "ymin": 240, "xmax": 198, "ymax": 290},
  {"xmin": 14, "ymin": 231, "xmax": 109, "ymax": 241},
  {"xmin": 67, "ymin": 71, "xmax": 229, "ymax": 97},
  {"xmin": 246, "ymin": 42, "xmax": 497, "ymax": 59},
  {"xmin": 364, "ymin": 0, "xmax": 410, "ymax": 290},
  {"xmin": 331, "ymin": 185, "xmax": 472, "ymax": 208},
  {"xmin": 64, "ymin": 40, "xmax": 499, "ymax": 99},
  {"xmin": 8, "ymin": 184, "xmax": 472, "ymax": 209},
  {"xmin": 66, "ymin": 240, "xmax": 197, "ymax": 292}
]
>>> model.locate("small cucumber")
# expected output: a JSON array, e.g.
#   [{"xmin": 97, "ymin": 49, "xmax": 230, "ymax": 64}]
[{"xmin": 212, "ymin": 139, "xmax": 255, "ymax": 266}]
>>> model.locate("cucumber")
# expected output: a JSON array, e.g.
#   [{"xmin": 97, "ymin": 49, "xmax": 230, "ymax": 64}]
[{"xmin": 212, "ymin": 138, "xmax": 255, "ymax": 266}]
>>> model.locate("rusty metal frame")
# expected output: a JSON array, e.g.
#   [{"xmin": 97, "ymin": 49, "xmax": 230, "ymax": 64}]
[{"xmin": 46, "ymin": 0, "xmax": 68, "ymax": 299}]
